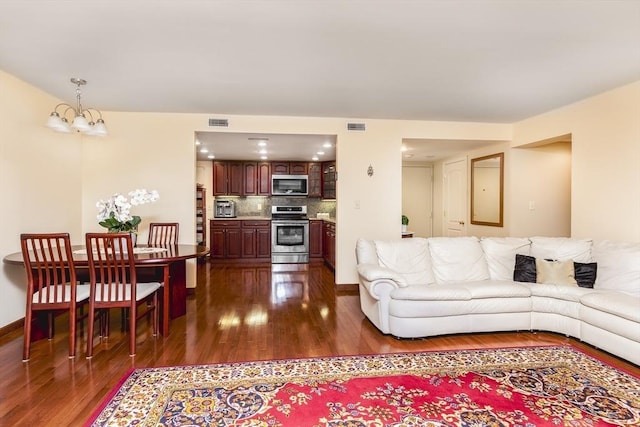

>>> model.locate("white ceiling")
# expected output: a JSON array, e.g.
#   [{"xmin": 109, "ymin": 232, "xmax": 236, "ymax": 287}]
[{"xmin": 1, "ymin": 1, "xmax": 639, "ymax": 161}]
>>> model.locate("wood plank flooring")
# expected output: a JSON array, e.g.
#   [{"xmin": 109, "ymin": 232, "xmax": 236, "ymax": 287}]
[{"xmin": 0, "ymin": 261, "xmax": 637, "ymax": 425}]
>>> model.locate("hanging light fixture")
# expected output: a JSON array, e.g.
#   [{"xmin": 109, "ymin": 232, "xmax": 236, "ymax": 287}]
[{"xmin": 46, "ymin": 78, "xmax": 107, "ymax": 136}]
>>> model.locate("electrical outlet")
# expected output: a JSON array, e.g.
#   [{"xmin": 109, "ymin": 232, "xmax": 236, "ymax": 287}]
[{"xmin": 529, "ymin": 201, "xmax": 535, "ymax": 210}]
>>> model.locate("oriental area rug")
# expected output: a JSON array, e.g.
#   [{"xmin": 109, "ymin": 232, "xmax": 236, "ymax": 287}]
[{"xmin": 85, "ymin": 345, "xmax": 640, "ymax": 426}]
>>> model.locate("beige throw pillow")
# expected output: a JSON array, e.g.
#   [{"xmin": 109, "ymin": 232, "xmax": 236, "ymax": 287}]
[{"xmin": 535, "ymin": 258, "xmax": 578, "ymax": 286}]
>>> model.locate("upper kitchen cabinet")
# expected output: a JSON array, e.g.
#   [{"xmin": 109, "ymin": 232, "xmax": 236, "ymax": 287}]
[
  {"xmin": 213, "ymin": 161, "xmax": 243, "ymax": 196},
  {"xmin": 322, "ymin": 161, "xmax": 336, "ymax": 199},
  {"xmin": 271, "ymin": 161, "xmax": 308, "ymax": 175},
  {"xmin": 243, "ymin": 161, "xmax": 271, "ymax": 196},
  {"xmin": 308, "ymin": 162, "xmax": 322, "ymax": 198}
]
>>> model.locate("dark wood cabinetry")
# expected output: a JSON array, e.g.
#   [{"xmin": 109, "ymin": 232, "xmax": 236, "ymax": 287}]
[
  {"xmin": 242, "ymin": 162, "xmax": 270, "ymax": 196},
  {"xmin": 271, "ymin": 161, "xmax": 308, "ymax": 175},
  {"xmin": 216, "ymin": 161, "xmax": 270, "ymax": 196},
  {"xmin": 257, "ymin": 162, "xmax": 271, "ymax": 195},
  {"xmin": 322, "ymin": 221, "xmax": 336, "ymax": 269},
  {"xmin": 213, "ymin": 161, "xmax": 242, "ymax": 196},
  {"xmin": 196, "ymin": 187, "xmax": 206, "ymax": 246},
  {"xmin": 241, "ymin": 220, "xmax": 271, "ymax": 259},
  {"xmin": 210, "ymin": 220, "xmax": 242, "ymax": 259},
  {"xmin": 309, "ymin": 220, "xmax": 323, "ymax": 259},
  {"xmin": 211, "ymin": 220, "xmax": 270, "ymax": 261},
  {"xmin": 308, "ymin": 162, "xmax": 322, "ymax": 198},
  {"xmin": 322, "ymin": 161, "xmax": 336, "ymax": 199}
]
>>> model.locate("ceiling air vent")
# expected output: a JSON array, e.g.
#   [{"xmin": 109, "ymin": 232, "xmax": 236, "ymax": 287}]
[
  {"xmin": 208, "ymin": 118, "xmax": 229, "ymax": 127},
  {"xmin": 347, "ymin": 122, "xmax": 366, "ymax": 131}
]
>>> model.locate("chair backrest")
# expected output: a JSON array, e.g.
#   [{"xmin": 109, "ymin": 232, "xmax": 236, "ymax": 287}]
[
  {"xmin": 20, "ymin": 233, "xmax": 77, "ymax": 305},
  {"xmin": 85, "ymin": 233, "xmax": 137, "ymax": 304},
  {"xmin": 148, "ymin": 222, "xmax": 179, "ymax": 246}
]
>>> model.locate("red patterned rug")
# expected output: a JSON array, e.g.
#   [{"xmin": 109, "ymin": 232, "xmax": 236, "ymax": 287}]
[{"xmin": 85, "ymin": 345, "xmax": 640, "ymax": 426}]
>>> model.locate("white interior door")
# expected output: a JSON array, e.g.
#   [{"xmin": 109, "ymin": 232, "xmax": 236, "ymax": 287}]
[
  {"xmin": 443, "ymin": 158, "xmax": 467, "ymax": 236},
  {"xmin": 402, "ymin": 165, "xmax": 433, "ymax": 237}
]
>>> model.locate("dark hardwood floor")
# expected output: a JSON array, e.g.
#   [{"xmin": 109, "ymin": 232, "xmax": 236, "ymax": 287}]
[{"xmin": 0, "ymin": 261, "xmax": 637, "ymax": 425}]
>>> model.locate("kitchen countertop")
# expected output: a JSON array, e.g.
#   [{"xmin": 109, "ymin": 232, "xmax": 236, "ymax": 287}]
[{"xmin": 211, "ymin": 216, "xmax": 335, "ymax": 222}]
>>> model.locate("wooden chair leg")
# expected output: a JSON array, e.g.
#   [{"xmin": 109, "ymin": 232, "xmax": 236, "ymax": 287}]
[
  {"xmin": 86, "ymin": 307, "xmax": 95, "ymax": 359},
  {"xmin": 23, "ymin": 306, "xmax": 32, "ymax": 362},
  {"xmin": 129, "ymin": 304, "xmax": 136, "ymax": 357},
  {"xmin": 68, "ymin": 305, "xmax": 76, "ymax": 359}
]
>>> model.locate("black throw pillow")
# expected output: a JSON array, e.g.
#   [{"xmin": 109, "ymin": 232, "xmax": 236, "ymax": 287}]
[
  {"xmin": 574, "ymin": 262, "xmax": 597, "ymax": 288},
  {"xmin": 514, "ymin": 254, "xmax": 537, "ymax": 283}
]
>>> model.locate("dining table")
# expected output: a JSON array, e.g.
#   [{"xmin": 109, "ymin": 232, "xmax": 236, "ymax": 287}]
[{"xmin": 3, "ymin": 244, "xmax": 210, "ymax": 338}]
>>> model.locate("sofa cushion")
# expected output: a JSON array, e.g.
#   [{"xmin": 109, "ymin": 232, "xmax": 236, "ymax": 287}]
[
  {"xmin": 374, "ymin": 238, "xmax": 435, "ymax": 286},
  {"xmin": 580, "ymin": 292, "xmax": 640, "ymax": 324},
  {"xmin": 530, "ymin": 236, "xmax": 593, "ymax": 263},
  {"xmin": 355, "ymin": 238, "xmax": 379, "ymax": 265},
  {"xmin": 391, "ymin": 285, "xmax": 471, "ymax": 301},
  {"xmin": 514, "ymin": 254, "xmax": 537, "ymax": 283},
  {"xmin": 535, "ymin": 258, "xmax": 577, "ymax": 286},
  {"xmin": 592, "ymin": 240, "xmax": 640, "ymax": 297},
  {"xmin": 480, "ymin": 237, "xmax": 531, "ymax": 281},
  {"xmin": 573, "ymin": 262, "xmax": 597, "ymax": 288},
  {"xmin": 514, "ymin": 254, "xmax": 596, "ymax": 288},
  {"xmin": 428, "ymin": 237, "xmax": 490, "ymax": 284}
]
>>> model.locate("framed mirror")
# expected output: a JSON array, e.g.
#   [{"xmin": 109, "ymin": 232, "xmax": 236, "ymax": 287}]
[{"xmin": 471, "ymin": 152, "xmax": 504, "ymax": 227}]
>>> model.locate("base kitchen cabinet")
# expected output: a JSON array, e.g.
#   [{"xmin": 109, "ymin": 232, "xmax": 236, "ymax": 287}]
[
  {"xmin": 241, "ymin": 220, "xmax": 271, "ymax": 260},
  {"xmin": 309, "ymin": 219, "xmax": 323, "ymax": 259},
  {"xmin": 210, "ymin": 220, "xmax": 242, "ymax": 259},
  {"xmin": 322, "ymin": 221, "xmax": 336, "ymax": 269}
]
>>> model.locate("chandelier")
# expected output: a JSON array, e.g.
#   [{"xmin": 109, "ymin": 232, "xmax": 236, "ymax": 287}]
[{"xmin": 46, "ymin": 78, "xmax": 107, "ymax": 136}]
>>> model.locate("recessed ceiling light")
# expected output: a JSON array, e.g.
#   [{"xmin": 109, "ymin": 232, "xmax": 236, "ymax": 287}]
[
  {"xmin": 323, "ymin": 142, "xmax": 332, "ymax": 148},
  {"xmin": 312, "ymin": 156, "xmax": 319, "ymax": 161},
  {"xmin": 195, "ymin": 140, "xmax": 201, "ymax": 145},
  {"xmin": 208, "ymin": 154, "xmax": 215, "ymax": 159},
  {"xmin": 200, "ymin": 148, "xmax": 208, "ymax": 153},
  {"xmin": 401, "ymin": 144, "xmax": 408, "ymax": 152},
  {"xmin": 317, "ymin": 151, "xmax": 325, "ymax": 155},
  {"xmin": 260, "ymin": 156, "xmax": 268, "ymax": 160},
  {"xmin": 258, "ymin": 141, "xmax": 267, "ymax": 147},
  {"xmin": 259, "ymin": 149, "xmax": 267, "ymax": 154}
]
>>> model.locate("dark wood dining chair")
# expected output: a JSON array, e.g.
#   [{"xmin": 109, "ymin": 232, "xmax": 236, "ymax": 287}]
[
  {"xmin": 148, "ymin": 222, "xmax": 179, "ymax": 246},
  {"xmin": 20, "ymin": 233, "xmax": 90, "ymax": 361},
  {"xmin": 85, "ymin": 233, "xmax": 161, "ymax": 358}
]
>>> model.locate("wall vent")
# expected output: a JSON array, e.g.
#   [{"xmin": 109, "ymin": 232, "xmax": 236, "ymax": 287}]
[
  {"xmin": 209, "ymin": 118, "xmax": 229, "ymax": 127},
  {"xmin": 347, "ymin": 122, "xmax": 366, "ymax": 131}
]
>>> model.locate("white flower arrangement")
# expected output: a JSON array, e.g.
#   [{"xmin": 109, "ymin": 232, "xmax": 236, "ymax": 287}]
[{"xmin": 97, "ymin": 189, "xmax": 160, "ymax": 233}]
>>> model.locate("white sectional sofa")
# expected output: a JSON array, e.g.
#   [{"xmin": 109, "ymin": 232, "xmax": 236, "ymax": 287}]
[{"xmin": 355, "ymin": 236, "xmax": 640, "ymax": 365}]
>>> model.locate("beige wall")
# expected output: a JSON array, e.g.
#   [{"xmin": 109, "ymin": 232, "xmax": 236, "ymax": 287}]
[
  {"xmin": 514, "ymin": 81, "xmax": 640, "ymax": 241},
  {"xmin": 509, "ymin": 142, "xmax": 572, "ymax": 237},
  {"xmin": 0, "ymin": 71, "xmax": 83, "ymax": 326}
]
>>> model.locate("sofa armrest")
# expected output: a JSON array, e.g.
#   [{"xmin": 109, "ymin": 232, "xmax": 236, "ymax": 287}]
[{"xmin": 357, "ymin": 263, "xmax": 406, "ymax": 300}]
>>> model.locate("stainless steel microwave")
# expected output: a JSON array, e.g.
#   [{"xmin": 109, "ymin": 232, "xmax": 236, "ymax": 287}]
[{"xmin": 271, "ymin": 174, "xmax": 308, "ymax": 196}]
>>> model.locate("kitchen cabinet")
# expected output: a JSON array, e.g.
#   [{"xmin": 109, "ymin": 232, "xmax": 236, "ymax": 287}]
[
  {"xmin": 213, "ymin": 161, "xmax": 243, "ymax": 196},
  {"xmin": 307, "ymin": 162, "xmax": 322, "ymax": 198},
  {"xmin": 271, "ymin": 161, "xmax": 308, "ymax": 175},
  {"xmin": 243, "ymin": 162, "xmax": 271, "ymax": 196},
  {"xmin": 196, "ymin": 187, "xmax": 206, "ymax": 246},
  {"xmin": 257, "ymin": 162, "xmax": 271, "ymax": 195},
  {"xmin": 309, "ymin": 219, "xmax": 323, "ymax": 259},
  {"xmin": 210, "ymin": 220, "xmax": 242, "ymax": 259},
  {"xmin": 322, "ymin": 161, "xmax": 336, "ymax": 199},
  {"xmin": 322, "ymin": 221, "xmax": 336, "ymax": 269},
  {"xmin": 241, "ymin": 220, "xmax": 271, "ymax": 259}
]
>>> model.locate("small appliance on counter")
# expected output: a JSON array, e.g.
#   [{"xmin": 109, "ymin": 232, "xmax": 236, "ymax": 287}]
[{"xmin": 214, "ymin": 200, "xmax": 236, "ymax": 218}]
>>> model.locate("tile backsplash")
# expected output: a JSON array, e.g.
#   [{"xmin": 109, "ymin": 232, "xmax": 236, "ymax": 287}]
[{"xmin": 216, "ymin": 196, "xmax": 336, "ymax": 218}]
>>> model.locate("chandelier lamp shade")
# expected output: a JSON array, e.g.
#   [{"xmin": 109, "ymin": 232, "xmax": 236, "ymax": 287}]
[{"xmin": 46, "ymin": 78, "xmax": 107, "ymax": 136}]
